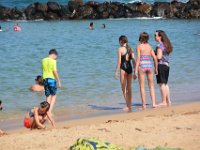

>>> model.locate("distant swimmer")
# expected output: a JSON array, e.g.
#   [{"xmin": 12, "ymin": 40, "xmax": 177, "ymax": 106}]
[
  {"xmin": 30, "ymin": 75, "xmax": 44, "ymax": 92},
  {"xmin": 13, "ymin": 23, "xmax": 21, "ymax": 32},
  {"xmin": 89, "ymin": 22, "xmax": 94, "ymax": 30},
  {"xmin": 102, "ymin": 24, "xmax": 106, "ymax": 29},
  {"xmin": 0, "ymin": 100, "xmax": 3, "ymax": 110},
  {"xmin": 0, "ymin": 25, "xmax": 2, "ymax": 32}
]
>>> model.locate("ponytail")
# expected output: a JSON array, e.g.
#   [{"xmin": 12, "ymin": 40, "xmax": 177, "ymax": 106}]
[
  {"xmin": 127, "ymin": 44, "xmax": 133, "ymax": 55},
  {"xmin": 119, "ymin": 35, "xmax": 133, "ymax": 56}
]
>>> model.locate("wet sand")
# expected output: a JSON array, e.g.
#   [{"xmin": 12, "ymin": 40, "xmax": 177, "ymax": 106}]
[{"xmin": 0, "ymin": 102, "xmax": 200, "ymax": 150}]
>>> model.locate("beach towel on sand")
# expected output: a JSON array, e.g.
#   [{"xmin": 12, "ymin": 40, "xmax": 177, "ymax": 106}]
[
  {"xmin": 70, "ymin": 138, "xmax": 123, "ymax": 150},
  {"xmin": 153, "ymin": 147, "xmax": 182, "ymax": 150},
  {"xmin": 136, "ymin": 147, "xmax": 182, "ymax": 150}
]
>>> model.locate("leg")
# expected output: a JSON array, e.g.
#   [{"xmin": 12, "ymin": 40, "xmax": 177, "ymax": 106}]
[
  {"xmin": 46, "ymin": 95, "xmax": 53, "ymax": 116},
  {"xmin": 48, "ymin": 95, "xmax": 56, "ymax": 115},
  {"xmin": 158, "ymin": 83, "xmax": 167, "ymax": 106},
  {"xmin": 48, "ymin": 79, "xmax": 58, "ymax": 115},
  {"xmin": 31, "ymin": 116, "xmax": 47, "ymax": 129},
  {"xmin": 46, "ymin": 96, "xmax": 52, "ymax": 104},
  {"xmin": 44, "ymin": 79, "xmax": 51, "ymax": 103},
  {"xmin": 126, "ymin": 73, "xmax": 133, "ymax": 111},
  {"xmin": 138, "ymin": 69, "xmax": 146, "ymax": 110},
  {"xmin": 147, "ymin": 70, "xmax": 157, "ymax": 108},
  {"xmin": 120, "ymin": 69, "xmax": 129, "ymax": 111},
  {"xmin": 166, "ymin": 84, "xmax": 171, "ymax": 106}
]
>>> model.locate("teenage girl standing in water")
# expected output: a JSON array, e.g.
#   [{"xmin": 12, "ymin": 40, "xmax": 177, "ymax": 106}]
[
  {"xmin": 155, "ymin": 30, "xmax": 173, "ymax": 107},
  {"xmin": 115, "ymin": 35, "xmax": 137, "ymax": 112},
  {"xmin": 135, "ymin": 32, "xmax": 158, "ymax": 109}
]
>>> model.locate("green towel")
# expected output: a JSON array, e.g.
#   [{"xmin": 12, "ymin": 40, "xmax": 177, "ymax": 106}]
[
  {"xmin": 153, "ymin": 146, "xmax": 182, "ymax": 150},
  {"xmin": 70, "ymin": 138, "xmax": 124, "ymax": 150},
  {"xmin": 136, "ymin": 146, "xmax": 182, "ymax": 150}
]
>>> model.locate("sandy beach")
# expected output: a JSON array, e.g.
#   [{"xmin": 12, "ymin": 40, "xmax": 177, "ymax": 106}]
[{"xmin": 0, "ymin": 102, "xmax": 200, "ymax": 150}]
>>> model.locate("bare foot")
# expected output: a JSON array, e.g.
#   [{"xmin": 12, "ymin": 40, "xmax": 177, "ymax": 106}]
[
  {"xmin": 0, "ymin": 129, "xmax": 7, "ymax": 136},
  {"xmin": 167, "ymin": 101, "xmax": 172, "ymax": 107},
  {"xmin": 152, "ymin": 104, "xmax": 158, "ymax": 109},
  {"xmin": 142, "ymin": 105, "xmax": 146, "ymax": 110},
  {"xmin": 123, "ymin": 107, "xmax": 132, "ymax": 112},
  {"xmin": 0, "ymin": 130, "xmax": 4, "ymax": 134},
  {"xmin": 158, "ymin": 102, "xmax": 167, "ymax": 107}
]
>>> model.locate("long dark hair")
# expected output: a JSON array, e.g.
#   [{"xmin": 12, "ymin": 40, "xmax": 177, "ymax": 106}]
[
  {"xmin": 156, "ymin": 30, "xmax": 173, "ymax": 54},
  {"xmin": 119, "ymin": 35, "xmax": 133, "ymax": 55}
]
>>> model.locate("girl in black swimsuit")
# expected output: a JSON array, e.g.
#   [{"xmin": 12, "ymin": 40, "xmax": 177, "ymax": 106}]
[{"xmin": 115, "ymin": 35, "xmax": 137, "ymax": 112}]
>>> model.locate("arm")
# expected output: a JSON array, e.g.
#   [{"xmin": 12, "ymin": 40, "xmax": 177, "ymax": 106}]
[
  {"xmin": 115, "ymin": 48, "xmax": 121, "ymax": 80},
  {"xmin": 130, "ymin": 48, "xmax": 136, "ymax": 70},
  {"xmin": 130, "ymin": 49, "xmax": 137, "ymax": 80},
  {"xmin": 33, "ymin": 108, "xmax": 46, "ymax": 129},
  {"xmin": 53, "ymin": 71, "xmax": 61, "ymax": 88},
  {"xmin": 134, "ymin": 45, "xmax": 140, "ymax": 75},
  {"xmin": 151, "ymin": 48, "xmax": 158, "ymax": 75},
  {"xmin": 156, "ymin": 48, "xmax": 163, "ymax": 60},
  {"xmin": 30, "ymin": 85, "xmax": 34, "ymax": 91},
  {"xmin": 53, "ymin": 60, "xmax": 61, "ymax": 88},
  {"xmin": 47, "ymin": 112, "xmax": 55, "ymax": 128}
]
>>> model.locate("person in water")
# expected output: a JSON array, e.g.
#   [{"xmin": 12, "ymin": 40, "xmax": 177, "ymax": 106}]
[
  {"xmin": 0, "ymin": 100, "xmax": 3, "ymax": 110},
  {"xmin": 102, "ymin": 24, "xmax": 106, "ymax": 29},
  {"xmin": 155, "ymin": 30, "xmax": 173, "ymax": 107},
  {"xmin": 24, "ymin": 101, "xmax": 55, "ymax": 129},
  {"xmin": 89, "ymin": 22, "xmax": 94, "ymax": 30},
  {"xmin": 135, "ymin": 32, "xmax": 158, "ymax": 109},
  {"xmin": 42, "ymin": 49, "xmax": 61, "ymax": 116},
  {"xmin": 115, "ymin": 35, "xmax": 136, "ymax": 112},
  {"xmin": 13, "ymin": 23, "xmax": 21, "ymax": 32},
  {"xmin": 0, "ymin": 25, "xmax": 2, "ymax": 31},
  {"xmin": 30, "ymin": 75, "xmax": 44, "ymax": 92}
]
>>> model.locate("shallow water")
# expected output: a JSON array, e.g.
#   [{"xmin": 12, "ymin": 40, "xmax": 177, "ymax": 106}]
[{"xmin": 0, "ymin": 18, "xmax": 200, "ymax": 129}]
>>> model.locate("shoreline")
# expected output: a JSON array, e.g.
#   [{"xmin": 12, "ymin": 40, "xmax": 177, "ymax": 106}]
[
  {"xmin": 0, "ymin": 99, "xmax": 198, "ymax": 131},
  {"xmin": 1, "ymin": 99, "xmax": 200, "ymax": 132},
  {"xmin": 1, "ymin": 101, "xmax": 200, "ymax": 149}
]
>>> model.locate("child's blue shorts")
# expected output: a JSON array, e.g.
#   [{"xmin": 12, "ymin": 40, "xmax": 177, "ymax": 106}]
[{"xmin": 43, "ymin": 78, "xmax": 57, "ymax": 97}]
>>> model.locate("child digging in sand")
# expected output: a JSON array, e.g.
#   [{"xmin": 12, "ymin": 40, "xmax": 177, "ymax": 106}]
[{"xmin": 24, "ymin": 101, "xmax": 55, "ymax": 129}]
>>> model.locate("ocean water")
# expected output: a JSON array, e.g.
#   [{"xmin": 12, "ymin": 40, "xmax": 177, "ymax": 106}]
[{"xmin": 0, "ymin": 18, "xmax": 200, "ymax": 129}]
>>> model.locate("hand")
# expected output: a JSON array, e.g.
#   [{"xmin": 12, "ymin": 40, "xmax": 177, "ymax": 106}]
[
  {"xmin": 133, "ymin": 74, "xmax": 137, "ymax": 80},
  {"xmin": 155, "ymin": 69, "xmax": 158, "ymax": 75},
  {"xmin": 115, "ymin": 73, "xmax": 118, "ymax": 80},
  {"xmin": 58, "ymin": 81, "xmax": 61, "ymax": 88}
]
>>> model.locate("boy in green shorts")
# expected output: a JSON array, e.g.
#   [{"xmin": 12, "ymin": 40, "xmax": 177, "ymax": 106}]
[{"xmin": 42, "ymin": 49, "xmax": 61, "ymax": 116}]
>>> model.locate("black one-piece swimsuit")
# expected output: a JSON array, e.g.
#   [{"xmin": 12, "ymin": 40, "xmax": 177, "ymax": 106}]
[{"xmin": 120, "ymin": 48, "xmax": 132, "ymax": 74}]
